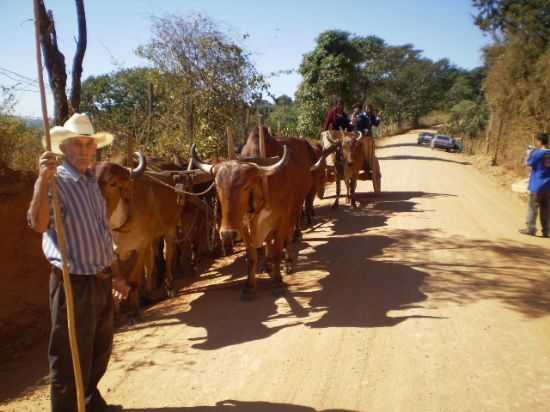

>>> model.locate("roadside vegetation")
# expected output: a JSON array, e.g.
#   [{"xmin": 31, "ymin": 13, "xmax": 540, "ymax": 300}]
[{"xmin": 1, "ymin": 0, "xmax": 548, "ymax": 176}]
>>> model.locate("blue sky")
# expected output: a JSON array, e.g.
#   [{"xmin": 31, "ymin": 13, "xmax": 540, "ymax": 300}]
[{"xmin": 1, "ymin": 0, "xmax": 490, "ymax": 117}]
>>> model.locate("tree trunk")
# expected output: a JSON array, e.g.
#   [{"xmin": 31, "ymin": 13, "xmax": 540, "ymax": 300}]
[
  {"xmin": 491, "ymin": 116, "xmax": 505, "ymax": 166},
  {"xmin": 69, "ymin": 0, "xmax": 87, "ymax": 114},
  {"xmin": 37, "ymin": 1, "xmax": 68, "ymax": 125}
]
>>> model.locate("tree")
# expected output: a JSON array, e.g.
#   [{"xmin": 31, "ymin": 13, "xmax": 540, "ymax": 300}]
[
  {"xmin": 266, "ymin": 95, "xmax": 298, "ymax": 136},
  {"xmin": 473, "ymin": 0, "xmax": 550, "ymax": 47},
  {"xmin": 135, "ymin": 13, "xmax": 267, "ymax": 156},
  {"xmin": 80, "ymin": 68, "xmax": 164, "ymax": 153},
  {"xmin": 36, "ymin": 0, "xmax": 87, "ymax": 125},
  {"xmin": 295, "ymin": 30, "xmax": 364, "ymax": 137}
]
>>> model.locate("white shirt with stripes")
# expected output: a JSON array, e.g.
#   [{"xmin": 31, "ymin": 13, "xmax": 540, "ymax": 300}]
[{"xmin": 43, "ymin": 161, "xmax": 114, "ymax": 275}]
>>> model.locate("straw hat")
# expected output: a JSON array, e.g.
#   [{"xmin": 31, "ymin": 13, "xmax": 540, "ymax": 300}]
[{"xmin": 44, "ymin": 113, "xmax": 114, "ymax": 154}]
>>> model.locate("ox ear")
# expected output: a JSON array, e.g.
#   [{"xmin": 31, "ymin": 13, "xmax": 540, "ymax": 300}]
[{"xmin": 190, "ymin": 144, "xmax": 215, "ymax": 176}]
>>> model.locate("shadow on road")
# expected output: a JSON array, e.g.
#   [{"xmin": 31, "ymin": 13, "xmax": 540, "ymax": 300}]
[
  {"xmin": 384, "ymin": 229, "xmax": 550, "ymax": 319},
  {"xmin": 377, "ymin": 155, "xmax": 471, "ymax": 165},
  {"xmin": 377, "ymin": 142, "xmax": 422, "ymax": 149},
  {"xmin": 121, "ymin": 399, "xmax": 356, "ymax": 411},
  {"xmin": 136, "ymin": 191, "xmax": 447, "ymax": 351}
]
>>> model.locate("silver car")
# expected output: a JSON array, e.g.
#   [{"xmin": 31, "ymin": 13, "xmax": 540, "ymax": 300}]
[{"xmin": 431, "ymin": 135, "xmax": 459, "ymax": 152}]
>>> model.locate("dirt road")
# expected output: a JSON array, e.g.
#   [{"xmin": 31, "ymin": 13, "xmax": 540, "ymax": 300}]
[{"xmin": 2, "ymin": 130, "xmax": 549, "ymax": 412}]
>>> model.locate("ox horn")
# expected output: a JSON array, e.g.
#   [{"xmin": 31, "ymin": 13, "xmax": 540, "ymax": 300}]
[
  {"xmin": 355, "ymin": 131, "xmax": 364, "ymax": 141},
  {"xmin": 256, "ymin": 145, "xmax": 288, "ymax": 176},
  {"xmin": 190, "ymin": 144, "xmax": 215, "ymax": 176},
  {"xmin": 131, "ymin": 152, "xmax": 147, "ymax": 177},
  {"xmin": 310, "ymin": 144, "xmax": 337, "ymax": 171}
]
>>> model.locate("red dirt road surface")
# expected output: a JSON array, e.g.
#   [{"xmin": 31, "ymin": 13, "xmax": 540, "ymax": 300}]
[{"xmin": 1, "ymin": 130, "xmax": 550, "ymax": 411}]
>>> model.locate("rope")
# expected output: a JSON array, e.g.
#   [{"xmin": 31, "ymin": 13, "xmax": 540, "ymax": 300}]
[{"xmin": 142, "ymin": 170, "xmax": 216, "ymax": 196}]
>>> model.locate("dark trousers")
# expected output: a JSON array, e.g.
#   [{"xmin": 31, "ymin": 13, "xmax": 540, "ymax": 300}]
[
  {"xmin": 49, "ymin": 268, "xmax": 114, "ymax": 412},
  {"xmin": 526, "ymin": 191, "xmax": 550, "ymax": 235}
]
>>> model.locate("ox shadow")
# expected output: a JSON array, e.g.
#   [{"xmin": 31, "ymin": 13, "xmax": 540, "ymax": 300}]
[
  {"xmin": 121, "ymin": 399, "xmax": 356, "ymax": 412},
  {"xmin": 139, "ymin": 191, "xmax": 447, "ymax": 350},
  {"xmin": 377, "ymin": 155, "xmax": 471, "ymax": 165}
]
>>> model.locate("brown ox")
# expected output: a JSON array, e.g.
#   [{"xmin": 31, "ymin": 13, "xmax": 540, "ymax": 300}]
[
  {"xmin": 191, "ymin": 141, "xmax": 327, "ymax": 299},
  {"xmin": 95, "ymin": 155, "xmax": 186, "ymax": 318},
  {"xmin": 240, "ymin": 127, "xmax": 320, "ymax": 228},
  {"xmin": 321, "ymin": 131, "xmax": 366, "ymax": 208}
]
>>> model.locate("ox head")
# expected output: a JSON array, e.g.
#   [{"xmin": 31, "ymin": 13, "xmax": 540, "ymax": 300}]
[
  {"xmin": 95, "ymin": 152, "xmax": 146, "ymax": 230},
  {"xmin": 340, "ymin": 131, "xmax": 364, "ymax": 168},
  {"xmin": 191, "ymin": 144, "xmax": 288, "ymax": 246}
]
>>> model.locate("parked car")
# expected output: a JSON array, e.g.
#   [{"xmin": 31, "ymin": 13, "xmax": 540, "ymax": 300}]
[
  {"xmin": 417, "ymin": 132, "xmax": 435, "ymax": 145},
  {"xmin": 431, "ymin": 134, "xmax": 460, "ymax": 152}
]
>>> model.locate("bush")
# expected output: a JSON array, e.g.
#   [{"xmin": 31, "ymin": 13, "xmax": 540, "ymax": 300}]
[{"xmin": 0, "ymin": 115, "xmax": 42, "ymax": 171}]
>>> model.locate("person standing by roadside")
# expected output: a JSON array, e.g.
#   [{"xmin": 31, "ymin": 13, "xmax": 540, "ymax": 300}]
[
  {"xmin": 27, "ymin": 113, "xmax": 122, "ymax": 411},
  {"xmin": 520, "ymin": 132, "xmax": 550, "ymax": 237}
]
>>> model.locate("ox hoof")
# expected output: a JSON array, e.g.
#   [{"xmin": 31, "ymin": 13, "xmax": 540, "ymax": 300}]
[
  {"xmin": 271, "ymin": 279, "xmax": 287, "ymax": 296},
  {"xmin": 165, "ymin": 288, "xmax": 176, "ymax": 298},
  {"xmin": 127, "ymin": 313, "xmax": 143, "ymax": 326},
  {"xmin": 240, "ymin": 287, "xmax": 257, "ymax": 301},
  {"xmin": 283, "ymin": 263, "xmax": 294, "ymax": 275},
  {"xmin": 331, "ymin": 203, "xmax": 339, "ymax": 210}
]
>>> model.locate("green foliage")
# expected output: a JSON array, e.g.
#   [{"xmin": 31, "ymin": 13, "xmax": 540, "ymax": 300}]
[
  {"xmin": 0, "ymin": 114, "xmax": 42, "ymax": 171},
  {"xmin": 81, "ymin": 13, "xmax": 268, "ymax": 160},
  {"xmin": 473, "ymin": 0, "xmax": 550, "ymax": 47},
  {"xmin": 444, "ymin": 99, "xmax": 489, "ymax": 138},
  {"xmin": 295, "ymin": 30, "xmax": 464, "ymax": 136},
  {"xmin": 295, "ymin": 30, "xmax": 365, "ymax": 137},
  {"xmin": 470, "ymin": 0, "xmax": 550, "ymax": 170},
  {"xmin": 135, "ymin": 13, "xmax": 268, "ymax": 158},
  {"xmin": 266, "ymin": 95, "xmax": 298, "ymax": 136}
]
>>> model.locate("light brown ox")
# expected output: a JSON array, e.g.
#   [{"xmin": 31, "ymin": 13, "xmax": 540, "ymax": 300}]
[
  {"xmin": 95, "ymin": 155, "xmax": 186, "ymax": 318},
  {"xmin": 240, "ymin": 127, "xmax": 324, "ymax": 228},
  {"xmin": 322, "ymin": 131, "xmax": 366, "ymax": 208},
  {"xmin": 191, "ymin": 142, "xmax": 328, "ymax": 299}
]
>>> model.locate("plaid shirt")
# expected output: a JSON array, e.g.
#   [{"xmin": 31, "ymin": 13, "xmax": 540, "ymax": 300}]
[{"xmin": 42, "ymin": 161, "xmax": 113, "ymax": 275}]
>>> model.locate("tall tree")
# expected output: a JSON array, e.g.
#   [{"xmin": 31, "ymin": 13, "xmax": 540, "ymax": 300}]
[
  {"xmin": 295, "ymin": 30, "xmax": 364, "ymax": 136},
  {"xmin": 36, "ymin": 0, "xmax": 87, "ymax": 124}
]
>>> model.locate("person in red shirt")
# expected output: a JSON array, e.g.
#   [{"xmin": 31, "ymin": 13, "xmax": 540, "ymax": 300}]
[{"xmin": 323, "ymin": 99, "xmax": 351, "ymax": 131}]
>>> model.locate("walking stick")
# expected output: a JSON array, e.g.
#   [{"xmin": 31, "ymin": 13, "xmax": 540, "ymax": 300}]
[{"xmin": 33, "ymin": 2, "xmax": 86, "ymax": 411}]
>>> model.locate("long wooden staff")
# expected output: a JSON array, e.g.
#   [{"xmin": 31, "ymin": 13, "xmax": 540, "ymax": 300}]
[{"xmin": 33, "ymin": 2, "xmax": 86, "ymax": 411}]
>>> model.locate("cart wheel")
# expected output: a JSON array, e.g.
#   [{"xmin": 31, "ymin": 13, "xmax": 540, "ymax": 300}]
[{"xmin": 372, "ymin": 158, "xmax": 381, "ymax": 193}]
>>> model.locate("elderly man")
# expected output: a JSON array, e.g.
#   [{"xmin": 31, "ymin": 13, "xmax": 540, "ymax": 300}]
[{"xmin": 27, "ymin": 113, "xmax": 120, "ymax": 412}]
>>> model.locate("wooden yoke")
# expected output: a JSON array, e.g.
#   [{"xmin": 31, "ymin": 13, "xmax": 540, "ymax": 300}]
[{"xmin": 33, "ymin": 1, "xmax": 85, "ymax": 411}]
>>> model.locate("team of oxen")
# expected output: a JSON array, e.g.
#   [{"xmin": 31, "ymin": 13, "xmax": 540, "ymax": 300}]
[{"xmin": 94, "ymin": 127, "xmax": 376, "ymax": 319}]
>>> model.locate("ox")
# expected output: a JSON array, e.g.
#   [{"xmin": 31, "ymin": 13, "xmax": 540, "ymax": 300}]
[
  {"xmin": 95, "ymin": 154, "xmax": 186, "ymax": 318},
  {"xmin": 321, "ymin": 131, "xmax": 366, "ymax": 208},
  {"xmin": 240, "ymin": 127, "xmax": 321, "ymax": 228},
  {"xmin": 191, "ymin": 140, "xmax": 328, "ymax": 299}
]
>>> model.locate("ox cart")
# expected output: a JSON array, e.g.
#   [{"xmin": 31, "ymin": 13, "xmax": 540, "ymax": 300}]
[{"xmin": 321, "ymin": 130, "xmax": 382, "ymax": 197}]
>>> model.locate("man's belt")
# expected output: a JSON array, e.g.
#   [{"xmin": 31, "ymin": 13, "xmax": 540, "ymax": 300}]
[{"xmin": 52, "ymin": 265, "xmax": 112, "ymax": 280}]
